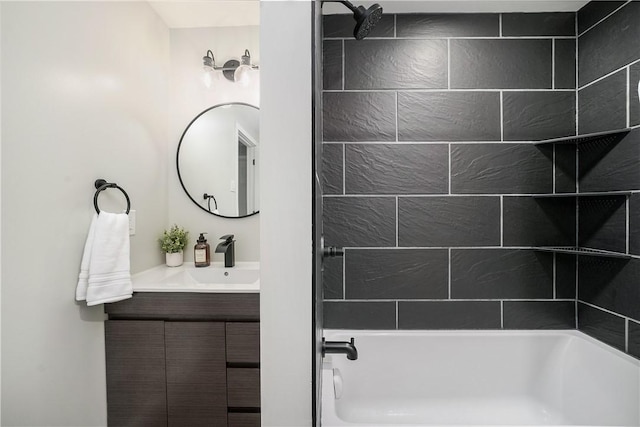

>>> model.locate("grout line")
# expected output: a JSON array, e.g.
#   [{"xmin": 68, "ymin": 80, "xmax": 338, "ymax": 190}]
[
  {"xmin": 499, "ymin": 13, "xmax": 503, "ymax": 37},
  {"xmin": 500, "ymin": 301, "xmax": 504, "ymax": 328},
  {"xmin": 577, "ymin": 1, "xmax": 632, "ymax": 38},
  {"xmin": 627, "ymin": 67, "xmax": 631, "ymax": 129},
  {"xmin": 625, "ymin": 319, "xmax": 629, "ymax": 353},
  {"xmin": 323, "ymin": 191, "xmax": 640, "ymax": 198},
  {"xmin": 395, "ymin": 196, "xmax": 399, "ymax": 247},
  {"xmin": 395, "ymin": 91, "xmax": 399, "ymax": 142},
  {"xmin": 626, "ymin": 196, "xmax": 630, "ymax": 254},
  {"xmin": 447, "ymin": 39, "xmax": 451, "ymax": 90},
  {"xmin": 342, "ymin": 144, "xmax": 345, "ymax": 195},
  {"xmin": 577, "ymin": 58, "xmax": 640, "ymax": 91},
  {"xmin": 575, "ymin": 256, "xmax": 579, "ymax": 328},
  {"xmin": 578, "ymin": 300, "xmax": 630, "ymax": 320},
  {"xmin": 552, "ymin": 39, "xmax": 556, "ymax": 90},
  {"xmin": 323, "ymin": 36, "xmax": 577, "ymax": 41},
  {"xmin": 552, "ymin": 145, "xmax": 556, "ymax": 193},
  {"xmin": 342, "ymin": 250, "xmax": 346, "ymax": 299},
  {"xmin": 448, "ymin": 144, "xmax": 452, "ymax": 195},
  {"xmin": 500, "ymin": 91, "xmax": 504, "ymax": 142},
  {"xmin": 394, "ymin": 14, "xmax": 397, "ymax": 38},
  {"xmin": 395, "ymin": 301, "xmax": 399, "ymax": 329},
  {"xmin": 575, "ymin": 36, "xmax": 579, "ymax": 135},
  {"xmin": 500, "ymin": 196, "xmax": 504, "ymax": 247},
  {"xmin": 341, "ymin": 39, "xmax": 345, "ymax": 91},
  {"xmin": 327, "ymin": 298, "xmax": 578, "ymax": 303},
  {"xmin": 448, "ymin": 248, "xmax": 452, "ymax": 299},
  {"xmin": 323, "ymin": 88, "xmax": 577, "ymax": 93},
  {"xmin": 553, "ymin": 252, "xmax": 557, "ymax": 299},
  {"xmin": 322, "ymin": 139, "xmax": 588, "ymax": 145}
]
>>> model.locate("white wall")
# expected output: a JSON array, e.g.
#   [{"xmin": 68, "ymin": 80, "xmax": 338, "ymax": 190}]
[
  {"xmin": 260, "ymin": 2, "xmax": 314, "ymax": 425},
  {"xmin": 168, "ymin": 26, "xmax": 260, "ymax": 262},
  {"xmin": 1, "ymin": 2, "xmax": 170, "ymax": 425}
]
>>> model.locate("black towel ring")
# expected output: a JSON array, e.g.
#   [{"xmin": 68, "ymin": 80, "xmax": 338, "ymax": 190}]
[{"xmin": 94, "ymin": 179, "xmax": 131, "ymax": 214}]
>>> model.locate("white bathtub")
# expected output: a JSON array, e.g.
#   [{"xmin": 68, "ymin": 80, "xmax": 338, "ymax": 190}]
[{"xmin": 321, "ymin": 330, "xmax": 640, "ymax": 426}]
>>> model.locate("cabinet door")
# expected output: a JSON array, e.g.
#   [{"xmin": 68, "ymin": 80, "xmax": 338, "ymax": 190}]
[
  {"xmin": 165, "ymin": 322, "xmax": 227, "ymax": 427},
  {"xmin": 105, "ymin": 320, "xmax": 167, "ymax": 427}
]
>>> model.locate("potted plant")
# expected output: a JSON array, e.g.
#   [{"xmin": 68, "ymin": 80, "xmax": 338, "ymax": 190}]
[{"xmin": 159, "ymin": 225, "xmax": 189, "ymax": 267}]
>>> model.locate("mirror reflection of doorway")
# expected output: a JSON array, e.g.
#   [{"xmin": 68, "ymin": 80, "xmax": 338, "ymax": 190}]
[{"xmin": 237, "ymin": 126, "xmax": 257, "ymax": 216}]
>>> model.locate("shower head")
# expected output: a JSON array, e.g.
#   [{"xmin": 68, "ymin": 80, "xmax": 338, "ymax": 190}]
[{"xmin": 337, "ymin": 1, "xmax": 383, "ymax": 40}]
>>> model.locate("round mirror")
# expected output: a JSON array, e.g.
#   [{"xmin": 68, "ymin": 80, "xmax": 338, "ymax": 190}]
[{"xmin": 177, "ymin": 103, "xmax": 259, "ymax": 218}]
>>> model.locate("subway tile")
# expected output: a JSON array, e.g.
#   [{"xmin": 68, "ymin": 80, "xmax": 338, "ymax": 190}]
[
  {"xmin": 323, "ymin": 40, "xmax": 342, "ymax": 90},
  {"xmin": 578, "ymin": 196, "xmax": 627, "ymax": 253},
  {"xmin": 504, "ymin": 301, "xmax": 576, "ymax": 329},
  {"xmin": 398, "ymin": 196, "xmax": 501, "ymax": 247},
  {"xmin": 578, "ymin": 1, "xmax": 626, "ymax": 35},
  {"xmin": 503, "ymin": 197, "xmax": 576, "ymax": 247},
  {"xmin": 396, "ymin": 13, "xmax": 499, "ymax": 37},
  {"xmin": 631, "ymin": 62, "xmax": 640, "ymax": 127},
  {"xmin": 323, "ymin": 14, "xmax": 394, "ymax": 38},
  {"xmin": 579, "ymin": 257, "xmax": 640, "ymax": 321},
  {"xmin": 629, "ymin": 320, "xmax": 640, "ymax": 359},
  {"xmin": 578, "ymin": 302, "xmax": 626, "ymax": 352},
  {"xmin": 344, "ymin": 39, "xmax": 447, "ymax": 90},
  {"xmin": 451, "ymin": 249, "xmax": 553, "ymax": 299},
  {"xmin": 398, "ymin": 92, "xmax": 501, "ymax": 141},
  {"xmin": 323, "ymin": 92, "xmax": 396, "ymax": 142},
  {"xmin": 578, "ymin": 70, "xmax": 627, "ymax": 135},
  {"xmin": 450, "ymin": 39, "xmax": 552, "ymax": 89},
  {"xmin": 502, "ymin": 12, "xmax": 575, "ymax": 36},
  {"xmin": 345, "ymin": 144, "xmax": 448, "ymax": 195},
  {"xmin": 451, "ymin": 144, "xmax": 553, "ymax": 194},
  {"xmin": 578, "ymin": 1, "xmax": 640, "ymax": 86},
  {"xmin": 556, "ymin": 253, "xmax": 577, "ymax": 299},
  {"xmin": 554, "ymin": 39, "xmax": 577, "ymax": 89},
  {"xmin": 324, "ymin": 301, "xmax": 396, "ymax": 329},
  {"xmin": 323, "ymin": 197, "xmax": 396, "ymax": 247},
  {"xmin": 398, "ymin": 301, "xmax": 501, "ymax": 329},
  {"xmin": 579, "ymin": 129, "xmax": 640, "ymax": 192},
  {"xmin": 630, "ymin": 194, "xmax": 640, "ymax": 256},
  {"xmin": 554, "ymin": 144, "xmax": 577, "ymax": 193},
  {"xmin": 345, "ymin": 249, "xmax": 448, "ymax": 299},
  {"xmin": 503, "ymin": 91, "xmax": 576, "ymax": 141},
  {"xmin": 323, "ymin": 256, "xmax": 343, "ymax": 300},
  {"xmin": 322, "ymin": 143, "xmax": 343, "ymax": 195}
]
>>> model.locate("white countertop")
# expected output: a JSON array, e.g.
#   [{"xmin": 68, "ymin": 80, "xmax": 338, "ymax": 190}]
[{"xmin": 132, "ymin": 261, "xmax": 260, "ymax": 293}]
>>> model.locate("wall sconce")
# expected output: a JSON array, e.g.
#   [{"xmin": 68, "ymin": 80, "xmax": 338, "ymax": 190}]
[{"xmin": 202, "ymin": 49, "xmax": 259, "ymax": 88}]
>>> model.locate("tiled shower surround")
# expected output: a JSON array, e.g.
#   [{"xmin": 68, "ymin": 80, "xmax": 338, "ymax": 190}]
[{"xmin": 321, "ymin": 1, "xmax": 640, "ymax": 359}]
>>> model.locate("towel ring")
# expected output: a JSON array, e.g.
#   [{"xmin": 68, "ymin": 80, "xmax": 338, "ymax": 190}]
[{"xmin": 94, "ymin": 179, "xmax": 131, "ymax": 214}]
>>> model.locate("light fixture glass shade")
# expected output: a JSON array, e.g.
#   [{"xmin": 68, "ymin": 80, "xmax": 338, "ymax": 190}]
[
  {"xmin": 202, "ymin": 67, "xmax": 215, "ymax": 89},
  {"xmin": 234, "ymin": 65, "xmax": 252, "ymax": 87}
]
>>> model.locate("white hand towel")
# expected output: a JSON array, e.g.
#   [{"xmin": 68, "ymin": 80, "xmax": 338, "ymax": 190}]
[
  {"xmin": 76, "ymin": 214, "xmax": 98, "ymax": 301},
  {"xmin": 76, "ymin": 212, "xmax": 133, "ymax": 306}
]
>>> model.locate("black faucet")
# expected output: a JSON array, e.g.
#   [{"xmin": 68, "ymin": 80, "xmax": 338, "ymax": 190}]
[
  {"xmin": 322, "ymin": 337, "xmax": 358, "ymax": 360},
  {"xmin": 215, "ymin": 234, "xmax": 235, "ymax": 267}
]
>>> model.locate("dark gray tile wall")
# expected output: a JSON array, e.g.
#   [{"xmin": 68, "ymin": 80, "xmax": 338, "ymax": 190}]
[
  {"xmin": 322, "ymin": 12, "xmax": 578, "ymax": 332},
  {"xmin": 575, "ymin": 2, "xmax": 640, "ymax": 360}
]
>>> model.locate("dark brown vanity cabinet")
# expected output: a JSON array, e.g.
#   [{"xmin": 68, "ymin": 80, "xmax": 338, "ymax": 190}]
[{"xmin": 104, "ymin": 293, "xmax": 260, "ymax": 427}]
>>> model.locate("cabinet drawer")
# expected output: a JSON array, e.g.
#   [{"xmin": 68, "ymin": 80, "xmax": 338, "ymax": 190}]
[
  {"xmin": 227, "ymin": 368, "xmax": 260, "ymax": 408},
  {"xmin": 228, "ymin": 413, "xmax": 260, "ymax": 427},
  {"xmin": 226, "ymin": 323, "xmax": 260, "ymax": 364}
]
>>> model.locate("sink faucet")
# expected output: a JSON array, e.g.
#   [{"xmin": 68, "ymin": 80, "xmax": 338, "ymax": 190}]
[
  {"xmin": 322, "ymin": 337, "xmax": 358, "ymax": 360},
  {"xmin": 215, "ymin": 234, "xmax": 235, "ymax": 267}
]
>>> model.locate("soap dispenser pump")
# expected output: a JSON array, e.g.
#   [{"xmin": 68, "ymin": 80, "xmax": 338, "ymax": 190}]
[{"xmin": 194, "ymin": 233, "xmax": 210, "ymax": 267}]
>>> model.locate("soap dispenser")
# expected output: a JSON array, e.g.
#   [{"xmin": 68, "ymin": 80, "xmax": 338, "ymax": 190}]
[{"xmin": 194, "ymin": 233, "xmax": 210, "ymax": 267}]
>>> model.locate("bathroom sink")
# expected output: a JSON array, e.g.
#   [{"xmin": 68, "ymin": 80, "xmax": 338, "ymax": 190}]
[{"xmin": 132, "ymin": 262, "xmax": 259, "ymax": 293}]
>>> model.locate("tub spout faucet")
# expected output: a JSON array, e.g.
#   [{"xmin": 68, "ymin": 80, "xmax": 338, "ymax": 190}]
[
  {"xmin": 215, "ymin": 234, "xmax": 235, "ymax": 267},
  {"xmin": 322, "ymin": 337, "xmax": 358, "ymax": 360}
]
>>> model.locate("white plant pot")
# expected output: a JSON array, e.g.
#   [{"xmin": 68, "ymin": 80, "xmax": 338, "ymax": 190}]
[{"xmin": 165, "ymin": 251, "xmax": 184, "ymax": 267}]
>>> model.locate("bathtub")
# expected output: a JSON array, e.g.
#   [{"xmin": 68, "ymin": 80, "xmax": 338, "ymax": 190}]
[{"xmin": 321, "ymin": 330, "xmax": 640, "ymax": 426}]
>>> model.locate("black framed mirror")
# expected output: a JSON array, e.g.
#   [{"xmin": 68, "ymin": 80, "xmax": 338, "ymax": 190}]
[{"xmin": 177, "ymin": 103, "xmax": 259, "ymax": 218}]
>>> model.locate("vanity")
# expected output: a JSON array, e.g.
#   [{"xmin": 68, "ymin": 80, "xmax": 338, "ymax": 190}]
[{"xmin": 104, "ymin": 263, "xmax": 260, "ymax": 427}]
